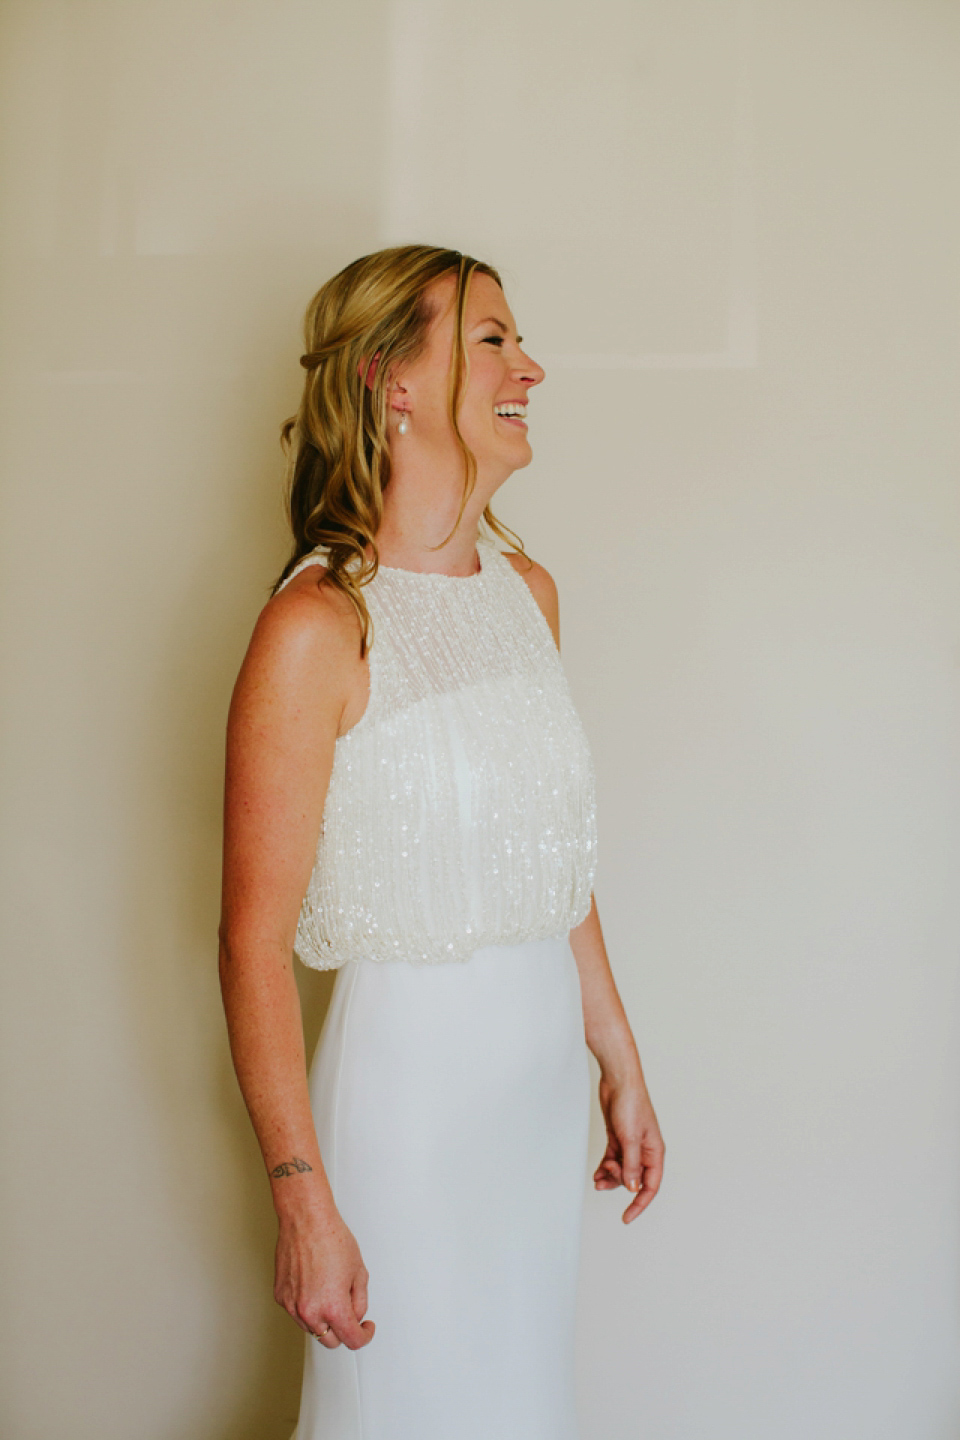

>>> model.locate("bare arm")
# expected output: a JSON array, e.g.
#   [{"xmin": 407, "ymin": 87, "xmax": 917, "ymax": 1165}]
[
  {"xmin": 568, "ymin": 896, "xmax": 665, "ymax": 1221},
  {"xmin": 506, "ymin": 551, "xmax": 666, "ymax": 1223},
  {"xmin": 218, "ymin": 566, "xmax": 374, "ymax": 1348}
]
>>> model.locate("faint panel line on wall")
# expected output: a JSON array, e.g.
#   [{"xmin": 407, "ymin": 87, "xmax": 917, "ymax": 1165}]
[
  {"xmin": 544, "ymin": 0, "xmax": 758, "ymax": 371},
  {"xmin": 382, "ymin": 0, "xmax": 758, "ymax": 371}
]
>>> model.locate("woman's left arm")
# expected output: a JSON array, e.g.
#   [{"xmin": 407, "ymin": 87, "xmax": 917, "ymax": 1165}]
[
  {"xmin": 506, "ymin": 551, "xmax": 665, "ymax": 1222},
  {"xmin": 569, "ymin": 896, "xmax": 665, "ymax": 1223}
]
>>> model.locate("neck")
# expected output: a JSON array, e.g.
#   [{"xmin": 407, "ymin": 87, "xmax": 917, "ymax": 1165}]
[{"xmin": 374, "ymin": 444, "xmax": 509, "ymax": 576}]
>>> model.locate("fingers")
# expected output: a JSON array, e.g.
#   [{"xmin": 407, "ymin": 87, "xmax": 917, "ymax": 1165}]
[
  {"xmin": 352, "ymin": 1267, "xmax": 370, "ymax": 1323},
  {"xmin": 329, "ymin": 1275, "xmax": 376, "ymax": 1348},
  {"xmin": 293, "ymin": 1303, "xmax": 340, "ymax": 1348},
  {"xmin": 620, "ymin": 1134, "xmax": 643, "ymax": 1198},
  {"xmin": 594, "ymin": 1167, "xmax": 621, "ymax": 1190},
  {"xmin": 593, "ymin": 1117, "xmax": 666, "ymax": 1221},
  {"xmin": 287, "ymin": 1271, "xmax": 376, "ymax": 1352},
  {"xmin": 351, "ymin": 1318, "xmax": 377, "ymax": 1348},
  {"xmin": 622, "ymin": 1171, "xmax": 655, "ymax": 1223},
  {"xmin": 641, "ymin": 1146, "xmax": 665, "ymax": 1204},
  {"xmin": 622, "ymin": 1147, "xmax": 666, "ymax": 1224},
  {"xmin": 593, "ymin": 1137, "xmax": 623, "ymax": 1190},
  {"xmin": 328, "ymin": 1312, "xmax": 375, "ymax": 1350},
  {"xmin": 594, "ymin": 1160, "xmax": 621, "ymax": 1189},
  {"xmin": 273, "ymin": 1214, "xmax": 375, "ymax": 1348},
  {"xmin": 294, "ymin": 1301, "xmax": 376, "ymax": 1350}
]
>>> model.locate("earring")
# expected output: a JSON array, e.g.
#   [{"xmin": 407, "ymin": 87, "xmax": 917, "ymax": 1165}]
[{"xmin": 397, "ymin": 411, "xmax": 409, "ymax": 436}]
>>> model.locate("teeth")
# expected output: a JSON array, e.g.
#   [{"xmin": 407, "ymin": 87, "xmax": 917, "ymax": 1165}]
[{"xmin": 495, "ymin": 403, "xmax": 527, "ymax": 417}]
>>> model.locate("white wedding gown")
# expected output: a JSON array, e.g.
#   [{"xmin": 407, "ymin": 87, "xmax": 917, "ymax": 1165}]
[{"xmin": 277, "ymin": 534, "xmax": 598, "ymax": 1440}]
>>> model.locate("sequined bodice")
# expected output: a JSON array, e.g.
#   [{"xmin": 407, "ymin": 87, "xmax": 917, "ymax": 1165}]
[{"xmin": 276, "ymin": 533, "xmax": 598, "ymax": 968}]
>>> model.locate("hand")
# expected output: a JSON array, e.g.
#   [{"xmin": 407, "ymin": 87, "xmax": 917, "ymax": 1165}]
[
  {"xmin": 273, "ymin": 1206, "xmax": 376, "ymax": 1349},
  {"xmin": 594, "ymin": 1070, "xmax": 665, "ymax": 1224}
]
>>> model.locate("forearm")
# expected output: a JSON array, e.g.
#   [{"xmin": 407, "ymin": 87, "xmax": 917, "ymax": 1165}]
[
  {"xmin": 218, "ymin": 934, "xmax": 336, "ymax": 1220},
  {"xmin": 569, "ymin": 894, "xmax": 645, "ymax": 1086}
]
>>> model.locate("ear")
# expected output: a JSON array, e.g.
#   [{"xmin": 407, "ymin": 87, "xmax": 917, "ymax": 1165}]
[{"xmin": 358, "ymin": 351, "xmax": 381, "ymax": 390}]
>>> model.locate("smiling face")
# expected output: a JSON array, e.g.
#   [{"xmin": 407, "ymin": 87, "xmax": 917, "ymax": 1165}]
[{"xmin": 389, "ymin": 270, "xmax": 545, "ymax": 484}]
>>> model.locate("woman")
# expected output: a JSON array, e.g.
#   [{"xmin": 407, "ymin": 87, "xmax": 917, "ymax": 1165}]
[{"xmin": 218, "ymin": 244, "xmax": 664, "ymax": 1440}]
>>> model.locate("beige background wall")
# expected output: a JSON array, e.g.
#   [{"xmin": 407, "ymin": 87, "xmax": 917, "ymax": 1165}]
[{"xmin": 1, "ymin": 1, "xmax": 958, "ymax": 1437}]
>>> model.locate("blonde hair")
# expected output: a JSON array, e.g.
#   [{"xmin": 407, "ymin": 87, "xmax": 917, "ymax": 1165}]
[{"xmin": 273, "ymin": 244, "xmax": 527, "ymax": 654}]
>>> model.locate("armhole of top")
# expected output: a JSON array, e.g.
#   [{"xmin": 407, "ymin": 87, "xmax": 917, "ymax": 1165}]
[
  {"xmin": 496, "ymin": 548, "xmax": 562, "ymax": 655},
  {"xmin": 275, "ymin": 552, "xmax": 327, "ymax": 595},
  {"xmin": 274, "ymin": 551, "xmax": 380, "ymax": 742}
]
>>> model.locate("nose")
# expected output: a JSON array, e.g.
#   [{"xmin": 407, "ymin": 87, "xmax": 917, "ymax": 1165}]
[{"xmin": 514, "ymin": 346, "xmax": 545, "ymax": 389}]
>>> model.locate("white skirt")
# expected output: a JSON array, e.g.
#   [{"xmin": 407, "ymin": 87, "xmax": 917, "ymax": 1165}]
[{"xmin": 291, "ymin": 933, "xmax": 590, "ymax": 1440}]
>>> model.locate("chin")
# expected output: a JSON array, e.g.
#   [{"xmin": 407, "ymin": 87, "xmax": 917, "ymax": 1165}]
[
  {"xmin": 497, "ymin": 433, "xmax": 533, "ymax": 461},
  {"xmin": 474, "ymin": 440, "xmax": 533, "ymax": 478}
]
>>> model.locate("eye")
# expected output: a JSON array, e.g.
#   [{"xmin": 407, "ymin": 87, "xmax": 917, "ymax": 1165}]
[{"xmin": 482, "ymin": 334, "xmax": 505, "ymax": 347}]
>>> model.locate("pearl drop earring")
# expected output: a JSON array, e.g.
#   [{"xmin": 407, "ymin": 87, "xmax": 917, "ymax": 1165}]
[{"xmin": 397, "ymin": 412, "xmax": 409, "ymax": 436}]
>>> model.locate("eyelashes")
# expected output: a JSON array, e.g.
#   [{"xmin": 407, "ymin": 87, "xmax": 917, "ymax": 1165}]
[{"xmin": 482, "ymin": 335, "xmax": 505, "ymax": 346}]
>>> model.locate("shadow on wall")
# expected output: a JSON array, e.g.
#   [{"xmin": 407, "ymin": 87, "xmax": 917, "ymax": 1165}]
[
  {"xmin": 121, "ymin": 555, "xmax": 341, "ymax": 1438},
  {"xmin": 111, "ymin": 327, "xmax": 342, "ymax": 1435}
]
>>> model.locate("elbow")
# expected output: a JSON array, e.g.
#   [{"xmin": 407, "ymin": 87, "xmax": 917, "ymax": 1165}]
[
  {"xmin": 217, "ymin": 916, "xmax": 236, "ymax": 966},
  {"xmin": 218, "ymin": 926, "xmax": 253, "ymax": 980},
  {"xmin": 217, "ymin": 927, "xmax": 236, "ymax": 991},
  {"xmin": 217, "ymin": 923, "xmax": 293, "ymax": 982}
]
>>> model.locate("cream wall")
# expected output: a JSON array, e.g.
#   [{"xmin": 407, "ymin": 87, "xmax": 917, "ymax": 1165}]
[{"xmin": 1, "ymin": 2, "xmax": 958, "ymax": 1437}]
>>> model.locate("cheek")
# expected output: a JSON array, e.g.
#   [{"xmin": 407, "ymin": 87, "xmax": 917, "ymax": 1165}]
[{"xmin": 464, "ymin": 360, "xmax": 502, "ymax": 417}]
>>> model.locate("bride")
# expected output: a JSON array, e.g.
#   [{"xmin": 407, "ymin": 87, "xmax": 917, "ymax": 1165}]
[{"xmin": 218, "ymin": 244, "xmax": 665, "ymax": 1439}]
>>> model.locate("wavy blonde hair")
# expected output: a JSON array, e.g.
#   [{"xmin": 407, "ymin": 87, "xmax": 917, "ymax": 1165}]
[{"xmin": 273, "ymin": 244, "xmax": 527, "ymax": 654}]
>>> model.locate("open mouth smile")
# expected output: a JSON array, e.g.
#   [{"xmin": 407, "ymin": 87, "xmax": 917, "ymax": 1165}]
[{"xmin": 494, "ymin": 401, "xmax": 528, "ymax": 427}]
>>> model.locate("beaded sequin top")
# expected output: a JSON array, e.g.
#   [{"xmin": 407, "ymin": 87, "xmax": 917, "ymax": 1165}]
[{"xmin": 276, "ymin": 532, "xmax": 598, "ymax": 968}]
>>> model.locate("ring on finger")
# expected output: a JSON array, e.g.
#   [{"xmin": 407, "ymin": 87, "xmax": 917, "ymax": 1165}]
[{"xmin": 312, "ymin": 1325, "xmax": 331, "ymax": 1340}]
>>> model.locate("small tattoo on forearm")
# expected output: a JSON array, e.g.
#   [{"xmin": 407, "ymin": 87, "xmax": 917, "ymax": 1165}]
[{"xmin": 271, "ymin": 1157, "xmax": 313, "ymax": 1178}]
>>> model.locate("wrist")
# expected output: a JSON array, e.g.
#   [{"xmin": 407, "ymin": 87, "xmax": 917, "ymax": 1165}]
[
  {"xmin": 268, "ymin": 1160, "xmax": 336, "ymax": 1223},
  {"xmin": 273, "ymin": 1185, "xmax": 339, "ymax": 1228},
  {"xmin": 591, "ymin": 1036, "xmax": 644, "ymax": 1089}
]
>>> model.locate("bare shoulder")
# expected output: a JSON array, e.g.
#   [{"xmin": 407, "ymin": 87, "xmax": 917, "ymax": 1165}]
[
  {"xmin": 230, "ymin": 561, "xmax": 367, "ymax": 740},
  {"xmin": 502, "ymin": 549, "xmax": 560, "ymax": 648}
]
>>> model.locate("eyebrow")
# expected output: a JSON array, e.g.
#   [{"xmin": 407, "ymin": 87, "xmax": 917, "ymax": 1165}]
[{"xmin": 474, "ymin": 316, "xmax": 524, "ymax": 343}]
